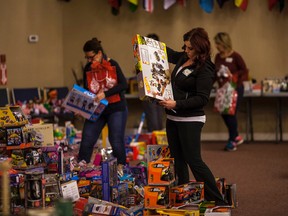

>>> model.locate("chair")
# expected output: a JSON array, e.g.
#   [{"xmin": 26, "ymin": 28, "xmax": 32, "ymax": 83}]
[
  {"xmin": 43, "ymin": 87, "xmax": 69, "ymax": 101},
  {"xmin": 11, "ymin": 87, "xmax": 41, "ymax": 104},
  {"xmin": 0, "ymin": 88, "xmax": 10, "ymax": 106}
]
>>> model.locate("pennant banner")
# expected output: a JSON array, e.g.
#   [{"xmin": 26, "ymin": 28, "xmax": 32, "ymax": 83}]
[
  {"xmin": 235, "ymin": 0, "xmax": 248, "ymax": 11},
  {"xmin": 164, "ymin": 0, "xmax": 176, "ymax": 10},
  {"xmin": 199, "ymin": 0, "xmax": 214, "ymax": 13},
  {"xmin": 128, "ymin": 0, "xmax": 138, "ymax": 12},
  {"xmin": 144, "ymin": 0, "xmax": 154, "ymax": 12}
]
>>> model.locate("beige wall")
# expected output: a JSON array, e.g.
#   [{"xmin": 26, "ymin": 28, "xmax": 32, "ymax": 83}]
[
  {"xmin": 0, "ymin": 0, "xmax": 64, "ymax": 88},
  {"xmin": 1, "ymin": 0, "xmax": 287, "ymax": 88}
]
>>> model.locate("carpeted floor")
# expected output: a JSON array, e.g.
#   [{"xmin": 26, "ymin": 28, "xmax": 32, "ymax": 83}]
[{"xmin": 200, "ymin": 141, "xmax": 288, "ymax": 216}]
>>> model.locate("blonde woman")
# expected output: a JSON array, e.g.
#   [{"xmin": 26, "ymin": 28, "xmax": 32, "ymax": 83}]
[{"xmin": 214, "ymin": 32, "xmax": 249, "ymax": 151}]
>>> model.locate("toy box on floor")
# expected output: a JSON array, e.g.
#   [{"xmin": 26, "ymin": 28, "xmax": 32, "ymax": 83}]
[
  {"xmin": 204, "ymin": 207, "xmax": 231, "ymax": 216},
  {"xmin": 132, "ymin": 34, "xmax": 173, "ymax": 102}
]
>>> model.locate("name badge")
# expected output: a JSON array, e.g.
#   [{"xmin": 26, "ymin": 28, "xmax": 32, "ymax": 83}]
[
  {"xmin": 225, "ymin": 57, "xmax": 233, "ymax": 63},
  {"xmin": 183, "ymin": 69, "xmax": 193, "ymax": 76}
]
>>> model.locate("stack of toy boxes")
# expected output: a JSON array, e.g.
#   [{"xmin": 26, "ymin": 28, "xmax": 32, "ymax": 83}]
[
  {"xmin": 132, "ymin": 34, "xmax": 173, "ymax": 103},
  {"xmin": 144, "ymin": 158, "xmax": 175, "ymax": 210}
]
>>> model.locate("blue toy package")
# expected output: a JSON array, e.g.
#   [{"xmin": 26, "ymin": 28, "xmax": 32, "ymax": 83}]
[{"xmin": 62, "ymin": 84, "xmax": 108, "ymax": 122}]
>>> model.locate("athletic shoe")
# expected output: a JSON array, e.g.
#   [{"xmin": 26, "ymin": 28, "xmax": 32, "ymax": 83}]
[
  {"xmin": 224, "ymin": 141, "xmax": 237, "ymax": 152},
  {"xmin": 234, "ymin": 135, "xmax": 244, "ymax": 146}
]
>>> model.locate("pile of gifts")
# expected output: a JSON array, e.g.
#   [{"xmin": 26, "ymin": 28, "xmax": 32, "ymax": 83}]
[{"xmin": 1, "ymin": 136, "xmax": 237, "ymax": 216}]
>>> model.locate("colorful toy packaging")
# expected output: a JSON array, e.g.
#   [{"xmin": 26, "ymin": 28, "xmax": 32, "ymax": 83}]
[
  {"xmin": 146, "ymin": 144, "xmax": 170, "ymax": 163},
  {"xmin": 26, "ymin": 123, "xmax": 54, "ymax": 147},
  {"xmin": 148, "ymin": 158, "xmax": 175, "ymax": 185},
  {"xmin": 62, "ymin": 84, "xmax": 108, "ymax": 122},
  {"xmin": 204, "ymin": 206, "xmax": 231, "ymax": 216},
  {"xmin": 132, "ymin": 34, "xmax": 173, "ymax": 102},
  {"xmin": 144, "ymin": 185, "xmax": 170, "ymax": 209},
  {"xmin": 169, "ymin": 182, "xmax": 205, "ymax": 207}
]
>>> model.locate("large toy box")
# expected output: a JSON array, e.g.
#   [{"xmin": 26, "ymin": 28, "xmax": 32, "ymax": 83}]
[{"xmin": 132, "ymin": 34, "xmax": 173, "ymax": 102}]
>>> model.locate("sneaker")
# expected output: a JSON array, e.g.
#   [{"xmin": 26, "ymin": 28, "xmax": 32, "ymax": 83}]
[
  {"xmin": 234, "ymin": 135, "xmax": 244, "ymax": 146},
  {"xmin": 224, "ymin": 141, "xmax": 237, "ymax": 151}
]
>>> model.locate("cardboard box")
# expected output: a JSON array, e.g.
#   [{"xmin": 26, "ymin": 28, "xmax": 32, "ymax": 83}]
[
  {"xmin": 27, "ymin": 123, "xmax": 54, "ymax": 147},
  {"xmin": 170, "ymin": 182, "xmax": 204, "ymax": 207},
  {"xmin": 146, "ymin": 144, "xmax": 170, "ymax": 162},
  {"xmin": 144, "ymin": 185, "xmax": 170, "ymax": 209},
  {"xmin": 132, "ymin": 34, "xmax": 173, "ymax": 102},
  {"xmin": 148, "ymin": 158, "xmax": 175, "ymax": 185},
  {"xmin": 0, "ymin": 106, "xmax": 28, "ymax": 128},
  {"xmin": 156, "ymin": 209, "xmax": 199, "ymax": 216},
  {"xmin": 62, "ymin": 84, "xmax": 108, "ymax": 122},
  {"xmin": 204, "ymin": 207, "xmax": 231, "ymax": 216},
  {"xmin": 151, "ymin": 131, "xmax": 168, "ymax": 145},
  {"xmin": 111, "ymin": 183, "xmax": 129, "ymax": 206},
  {"xmin": 101, "ymin": 158, "xmax": 118, "ymax": 186},
  {"xmin": 60, "ymin": 180, "xmax": 80, "ymax": 202}
]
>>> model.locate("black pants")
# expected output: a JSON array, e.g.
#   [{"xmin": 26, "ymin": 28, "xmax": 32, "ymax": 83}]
[{"xmin": 166, "ymin": 119, "xmax": 225, "ymax": 204}]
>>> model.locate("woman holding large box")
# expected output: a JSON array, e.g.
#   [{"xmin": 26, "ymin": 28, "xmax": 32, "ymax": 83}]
[{"xmin": 159, "ymin": 28, "xmax": 227, "ymax": 206}]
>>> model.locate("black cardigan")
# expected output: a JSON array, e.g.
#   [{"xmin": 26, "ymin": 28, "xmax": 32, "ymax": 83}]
[{"xmin": 166, "ymin": 47, "xmax": 215, "ymax": 117}]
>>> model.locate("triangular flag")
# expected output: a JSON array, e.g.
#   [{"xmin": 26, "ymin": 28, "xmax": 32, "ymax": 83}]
[
  {"xmin": 144, "ymin": 0, "xmax": 154, "ymax": 13},
  {"xmin": 235, "ymin": 0, "xmax": 248, "ymax": 11},
  {"xmin": 217, "ymin": 0, "xmax": 231, "ymax": 8},
  {"xmin": 164, "ymin": 0, "xmax": 176, "ymax": 10},
  {"xmin": 199, "ymin": 0, "xmax": 214, "ymax": 13},
  {"xmin": 128, "ymin": 0, "xmax": 138, "ymax": 12},
  {"xmin": 268, "ymin": 0, "xmax": 278, "ymax": 10},
  {"xmin": 177, "ymin": 0, "xmax": 187, "ymax": 7}
]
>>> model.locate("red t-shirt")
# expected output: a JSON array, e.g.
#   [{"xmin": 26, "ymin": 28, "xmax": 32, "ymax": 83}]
[{"xmin": 214, "ymin": 51, "xmax": 249, "ymax": 88}]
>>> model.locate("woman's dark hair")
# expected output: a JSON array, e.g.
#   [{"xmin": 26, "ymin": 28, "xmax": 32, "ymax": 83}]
[
  {"xmin": 83, "ymin": 37, "xmax": 104, "ymax": 54},
  {"xmin": 183, "ymin": 28, "xmax": 211, "ymax": 68},
  {"xmin": 146, "ymin": 33, "xmax": 159, "ymax": 41}
]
